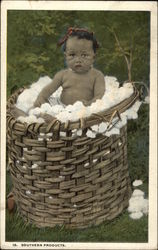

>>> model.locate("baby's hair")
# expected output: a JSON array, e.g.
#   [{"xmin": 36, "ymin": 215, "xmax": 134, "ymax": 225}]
[{"xmin": 58, "ymin": 27, "xmax": 99, "ymax": 53}]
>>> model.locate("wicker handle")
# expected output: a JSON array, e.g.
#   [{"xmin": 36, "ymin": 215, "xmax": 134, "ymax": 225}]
[
  {"xmin": 131, "ymin": 81, "xmax": 149, "ymax": 101},
  {"xmin": 107, "ymin": 110, "xmax": 122, "ymax": 130}
]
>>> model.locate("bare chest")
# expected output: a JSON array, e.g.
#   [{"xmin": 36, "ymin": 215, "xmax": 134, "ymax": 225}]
[{"xmin": 62, "ymin": 71, "xmax": 95, "ymax": 91}]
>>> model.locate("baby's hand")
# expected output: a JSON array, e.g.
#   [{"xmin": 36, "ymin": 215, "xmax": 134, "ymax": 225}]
[
  {"xmin": 10, "ymin": 106, "xmax": 27, "ymax": 118},
  {"xmin": 81, "ymin": 99, "xmax": 91, "ymax": 106}
]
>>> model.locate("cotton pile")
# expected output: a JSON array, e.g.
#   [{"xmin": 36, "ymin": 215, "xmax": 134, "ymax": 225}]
[
  {"xmin": 128, "ymin": 180, "xmax": 148, "ymax": 219},
  {"xmin": 16, "ymin": 75, "xmax": 142, "ymax": 137}
]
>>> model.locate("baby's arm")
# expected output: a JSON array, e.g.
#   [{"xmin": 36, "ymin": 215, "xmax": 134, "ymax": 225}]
[
  {"xmin": 34, "ymin": 70, "xmax": 64, "ymax": 107},
  {"xmin": 84, "ymin": 71, "xmax": 105, "ymax": 106}
]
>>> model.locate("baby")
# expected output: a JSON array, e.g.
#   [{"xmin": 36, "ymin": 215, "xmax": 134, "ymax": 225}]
[{"xmin": 34, "ymin": 27, "xmax": 105, "ymax": 108}]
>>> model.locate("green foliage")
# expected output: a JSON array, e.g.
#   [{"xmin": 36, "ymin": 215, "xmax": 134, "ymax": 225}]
[
  {"xmin": 127, "ymin": 104, "xmax": 149, "ymax": 189},
  {"xmin": 7, "ymin": 10, "xmax": 150, "ymax": 96}
]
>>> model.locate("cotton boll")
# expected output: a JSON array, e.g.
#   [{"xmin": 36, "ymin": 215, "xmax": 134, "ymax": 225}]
[
  {"xmin": 17, "ymin": 116, "xmax": 27, "ymax": 123},
  {"xmin": 86, "ymin": 129, "xmax": 96, "ymax": 138},
  {"xmin": 115, "ymin": 114, "xmax": 127, "ymax": 129},
  {"xmin": 133, "ymin": 180, "xmax": 143, "ymax": 187},
  {"xmin": 41, "ymin": 103, "xmax": 52, "ymax": 113},
  {"xmin": 65, "ymin": 104, "xmax": 76, "ymax": 113},
  {"xmin": 26, "ymin": 190, "xmax": 31, "ymax": 195},
  {"xmin": 123, "ymin": 82, "xmax": 133, "ymax": 89},
  {"xmin": 72, "ymin": 129, "xmax": 77, "ymax": 136},
  {"xmin": 56, "ymin": 111, "xmax": 72, "ymax": 123},
  {"xmin": 144, "ymin": 96, "xmax": 150, "ymax": 104},
  {"xmin": 105, "ymin": 76, "xmax": 119, "ymax": 91},
  {"xmin": 52, "ymin": 105, "xmax": 64, "ymax": 114},
  {"xmin": 89, "ymin": 99, "xmax": 105, "ymax": 114},
  {"xmin": 51, "ymin": 86, "xmax": 63, "ymax": 98},
  {"xmin": 91, "ymin": 125, "xmax": 99, "ymax": 133},
  {"xmin": 73, "ymin": 101, "xmax": 85, "ymax": 110},
  {"xmin": 76, "ymin": 107, "xmax": 89, "ymax": 119},
  {"xmin": 127, "ymin": 111, "xmax": 138, "ymax": 120},
  {"xmin": 77, "ymin": 129, "xmax": 82, "ymax": 136},
  {"xmin": 37, "ymin": 117, "xmax": 45, "ymax": 123},
  {"xmin": 117, "ymin": 87, "xmax": 133, "ymax": 101},
  {"xmin": 105, "ymin": 127, "xmax": 120, "ymax": 137},
  {"xmin": 28, "ymin": 107, "xmax": 41, "ymax": 116},
  {"xmin": 128, "ymin": 196, "xmax": 144, "ymax": 213},
  {"xmin": 16, "ymin": 89, "xmax": 37, "ymax": 113},
  {"xmin": 98, "ymin": 122, "xmax": 108, "ymax": 133},
  {"xmin": 31, "ymin": 76, "xmax": 52, "ymax": 93},
  {"xmin": 60, "ymin": 131, "xmax": 66, "ymax": 137},
  {"xmin": 32, "ymin": 164, "xmax": 38, "ymax": 169},
  {"xmin": 132, "ymin": 189, "xmax": 144, "ymax": 197},
  {"xmin": 129, "ymin": 211, "xmax": 143, "ymax": 220},
  {"xmin": 17, "ymin": 115, "xmax": 44, "ymax": 124}
]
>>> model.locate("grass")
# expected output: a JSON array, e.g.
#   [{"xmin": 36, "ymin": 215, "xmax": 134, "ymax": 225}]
[
  {"xmin": 6, "ymin": 207, "xmax": 148, "ymax": 242},
  {"xmin": 5, "ymin": 104, "xmax": 149, "ymax": 243}
]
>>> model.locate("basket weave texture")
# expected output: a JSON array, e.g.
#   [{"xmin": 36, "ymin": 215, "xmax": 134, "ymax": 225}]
[{"xmin": 7, "ymin": 87, "xmax": 139, "ymax": 228}]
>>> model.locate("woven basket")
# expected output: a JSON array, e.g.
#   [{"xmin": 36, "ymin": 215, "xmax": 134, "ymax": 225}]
[{"xmin": 7, "ymin": 86, "xmax": 140, "ymax": 229}]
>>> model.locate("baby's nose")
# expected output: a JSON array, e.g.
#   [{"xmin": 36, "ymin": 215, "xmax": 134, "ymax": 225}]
[{"xmin": 76, "ymin": 56, "xmax": 82, "ymax": 62}]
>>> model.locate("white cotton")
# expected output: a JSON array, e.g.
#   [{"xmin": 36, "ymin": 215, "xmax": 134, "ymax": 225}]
[
  {"xmin": 15, "ymin": 75, "xmax": 142, "ymax": 136},
  {"xmin": 129, "ymin": 212, "xmax": 143, "ymax": 220},
  {"xmin": 132, "ymin": 189, "xmax": 144, "ymax": 197},
  {"xmin": 77, "ymin": 129, "xmax": 82, "ymax": 136},
  {"xmin": 93, "ymin": 159, "xmax": 97, "ymax": 163},
  {"xmin": 38, "ymin": 138, "xmax": 43, "ymax": 141},
  {"xmin": 84, "ymin": 163, "xmax": 89, "ymax": 167},
  {"xmin": 28, "ymin": 107, "xmax": 41, "ymax": 116},
  {"xmin": 46, "ymin": 132, "xmax": 53, "ymax": 136},
  {"xmin": 52, "ymin": 105, "xmax": 65, "ymax": 114},
  {"xmin": 128, "ymin": 196, "xmax": 144, "ymax": 213},
  {"xmin": 105, "ymin": 127, "xmax": 120, "ymax": 137},
  {"xmin": 50, "ymin": 86, "xmax": 63, "ymax": 98},
  {"xmin": 32, "ymin": 164, "xmax": 38, "ymax": 169},
  {"xmin": 91, "ymin": 124, "xmax": 99, "ymax": 133},
  {"xmin": 133, "ymin": 180, "xmax": 143, "ymax": 187},
  {"xmin": 56, "ymin": 111, "xmax": 73, "ymax": 123},
  {"xmin": 144, "ymin": 96, "xmax": 150, "ymax": 104},
  {"xmin": 98, "ymin": 122, "xmax": 108, "ymax": 133},
  {"xmin": 86, "ymin": 129, "xmax": 96, "ymax": 138},
  {"xmin": 105, "ymin": 76, "xmax": 119, "ymax": 90},
  {"xmin": 16, "ymin": 76, "xmax": 52, "ymax": 112},
  {"xmin": 26, "ymin": 190, "xmax": 31, "ymax": 195},
  {"xmin": 60, "ymin": 131, "xmax": 66, "ymax": 137},
  {"xmin": 40, "ymin": 133, "xmax": 45, "ymax": 136},
  {"xmin": 123, "ymin": 82, "xmax": 133, "ymax": 89},
  {"xmin": 128, "ymin": 188, "xmax": 148, "ymax": 219},
  {"xmin": 17, "ymin": 115, "xmax": 44, "ymax": 124},
  {"xmin": 115, "ymin": 115, "xmax": 127, "ymax": 129}
]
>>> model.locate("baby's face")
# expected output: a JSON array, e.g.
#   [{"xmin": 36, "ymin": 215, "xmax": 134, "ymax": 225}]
[{"xmin": 64, "ymin": 36, "xmax": 95, "ymax": 74}]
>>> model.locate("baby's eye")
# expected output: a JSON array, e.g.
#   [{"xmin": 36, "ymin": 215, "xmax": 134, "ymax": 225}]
[
  {"xmin": 81, "ymin": 53, "xmax": 88, "ymax": 58},
  {"xmin": 69, "ymin": 53, "xmax": 75, "ymax": 57}
]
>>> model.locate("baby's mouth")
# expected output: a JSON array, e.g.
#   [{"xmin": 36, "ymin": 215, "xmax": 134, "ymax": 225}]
[{"xmin": 75, "ymin": 64, "xmax": 82, "ymax": 68}]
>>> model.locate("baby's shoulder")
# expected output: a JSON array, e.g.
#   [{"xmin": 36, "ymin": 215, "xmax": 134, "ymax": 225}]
[
  {"xmin": 53, "ymin": 69, "xmax": 68, "ymax": 80},
  {"xmin": 91, "ymin": 68, "xmax": 104, "ymax": 78}
]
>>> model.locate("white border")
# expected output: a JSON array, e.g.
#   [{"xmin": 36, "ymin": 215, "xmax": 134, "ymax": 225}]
[{"xmin": 1, "ymin": 1, "xmax": 157, "ymax": 250}]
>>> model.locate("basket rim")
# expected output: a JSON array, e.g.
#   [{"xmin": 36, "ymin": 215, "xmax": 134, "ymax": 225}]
[{"xmin": 7, "ymin": 85, "xmax": 140, "ymax": 133}]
